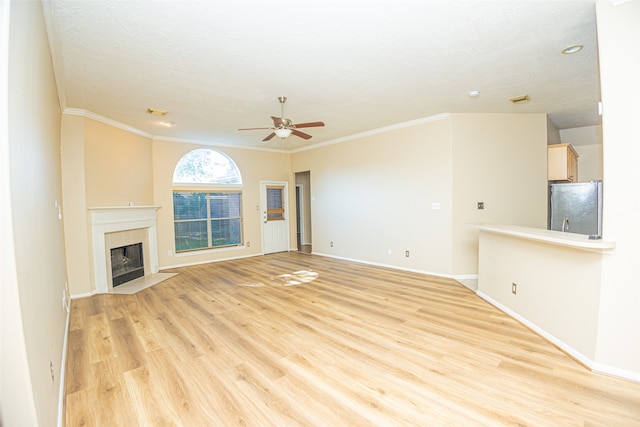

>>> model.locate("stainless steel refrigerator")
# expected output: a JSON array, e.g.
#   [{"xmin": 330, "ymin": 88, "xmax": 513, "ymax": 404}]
[{"xmin": 548, "ymin": 181, "xmax": 603, "ymax": 236}]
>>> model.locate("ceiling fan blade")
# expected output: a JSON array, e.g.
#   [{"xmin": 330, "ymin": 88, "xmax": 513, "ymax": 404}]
[
  {"xmin": 293, "ymin": 121, "xmax": 325, "ymax": 129},
  {"xmin": 239, "ymin": 127, "xmax": 272, "ymax": 131},
  {"xmin": 263, "ymin": 132, "xmax": 276, "ymax": 141},
  {"xmin": 271, "ymin": 116, "xmax": 284, "ymax": 126},
  {"xmin": 291, "ymin": 129, "xmax": 312, "ymax": 140}
]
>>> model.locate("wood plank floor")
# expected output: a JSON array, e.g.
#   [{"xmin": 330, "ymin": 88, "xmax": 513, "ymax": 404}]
[{"xmin": 64, "ymin": 252, "xmax": 640, "ymax": 426}]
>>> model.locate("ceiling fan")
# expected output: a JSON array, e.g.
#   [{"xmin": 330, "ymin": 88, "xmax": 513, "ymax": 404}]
[{"xmin": 239, "ymin": 96, "xmax": 325, "ymax": 141}]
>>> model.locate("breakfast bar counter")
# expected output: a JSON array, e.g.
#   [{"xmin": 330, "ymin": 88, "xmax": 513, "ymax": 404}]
[{"xmin": 470, "ymin": 223, "xmax": 615, "ymax": 369}]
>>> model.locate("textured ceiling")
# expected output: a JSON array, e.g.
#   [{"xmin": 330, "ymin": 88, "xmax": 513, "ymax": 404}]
[{"xmin": 44, "ymin": 0, "xmax": 600, "ymax": 150}]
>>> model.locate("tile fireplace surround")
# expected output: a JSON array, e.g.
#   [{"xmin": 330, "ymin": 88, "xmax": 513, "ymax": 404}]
[{"xmin": 89, "ymin": 206, "xmax": 160, "ymax": 294}]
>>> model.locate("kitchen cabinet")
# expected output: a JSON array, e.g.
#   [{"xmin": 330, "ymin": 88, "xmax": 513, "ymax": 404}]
[{"xmin": 548, "ymin": 143, "xmax": 578, "ymax": 182}]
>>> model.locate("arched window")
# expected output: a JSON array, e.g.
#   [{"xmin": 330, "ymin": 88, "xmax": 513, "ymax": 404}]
[
  {"xmin": 172, "ymin": 148, "xmax": 242, "ymax": 184},
  {"xmin": 172, "ymin": 149, "xmax": 244, "ymax": 253}
]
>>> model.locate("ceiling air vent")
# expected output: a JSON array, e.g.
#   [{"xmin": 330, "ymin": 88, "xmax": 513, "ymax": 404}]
[
  {"xmin": 146, "ymin": 107, "xmax": 168, "ymax": 116},
  {"xmin": 509, "ymin": 95, "xmax": 530, "ymax": 104}
]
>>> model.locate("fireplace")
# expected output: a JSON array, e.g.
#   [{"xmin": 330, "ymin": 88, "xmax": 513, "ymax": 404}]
[
  {"xmin": 111, "ymin": 242, "xmax": 144, "ymax": 286},
  {"xmin": 89, "ymin": 206, "xmax": 160, "ymax": 293}
]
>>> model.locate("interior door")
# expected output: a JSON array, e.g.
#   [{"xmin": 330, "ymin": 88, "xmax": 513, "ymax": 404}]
[{"xmin": 261, "ymin": 181, "xmax": 290, "ymax": 254}]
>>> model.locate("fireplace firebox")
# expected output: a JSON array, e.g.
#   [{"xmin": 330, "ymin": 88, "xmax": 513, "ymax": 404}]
[{"xmin": 110, "ymin": 243, "xmax": 144, "ymax": 287}]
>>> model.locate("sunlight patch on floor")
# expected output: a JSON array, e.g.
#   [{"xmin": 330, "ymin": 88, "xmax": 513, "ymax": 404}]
[
  {"xmin": 271, "ymin": 270, "xmax": 319, "ymax": 286},
  {"xmin": 235, "ymin": 270, "xmax": 319, "ymax": 287}
]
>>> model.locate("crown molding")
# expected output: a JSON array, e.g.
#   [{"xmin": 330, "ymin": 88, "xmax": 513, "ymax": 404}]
[
  {"xmin": 152, "ymin": 136, "xmax": 287, "ymax": 154},
  {"xmin": 62, "ymin": 108, "xmax": 449, "ymax": 154},
  {"xmin": 290, "ymin": 113, "xmax": 450, "ymax": 153},
  {"xmin": 63, "ymin": 108, "xmax": 153, "ymax": 138}
]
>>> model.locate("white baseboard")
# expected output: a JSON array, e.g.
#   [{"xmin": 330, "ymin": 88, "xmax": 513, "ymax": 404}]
[
  {"xmin": 476, "ymin": 290, "xmax": 640, "ymax": 383},
  {"xmin": 311, "ymin": 252, "xmax": 455, "ymax": 281},
  {"xmin": 57, "ymin": 304, "xmax": 70, "ymax": 427},
  {"xmin": 591, "ymin": 362, "xmax": 640, "ymax": 383},
  {"xmin": 70, "ymin": 290, "xmax": 96, "ymax": 299}
]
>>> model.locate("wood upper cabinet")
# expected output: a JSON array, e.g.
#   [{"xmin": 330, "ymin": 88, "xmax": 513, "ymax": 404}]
[{"xmin": 548, "ymin": 143, "xmax": 578, "ymax": 182}]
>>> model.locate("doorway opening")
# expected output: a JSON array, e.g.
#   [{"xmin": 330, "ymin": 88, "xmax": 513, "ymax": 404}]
[{"xmin": 295, "ymin": 171, "xmax": 312, "ymax": 254}]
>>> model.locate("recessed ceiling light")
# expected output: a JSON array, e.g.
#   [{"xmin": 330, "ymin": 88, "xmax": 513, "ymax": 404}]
[
  {"xmin": 561, "ymin": 44, "xmax": 583, "ymax": 54},
  {"xmin": 146, "ymin": 107, "xmax": 168, "ymax": 116},
  {"xmin": 509, "ymin": 95, "xmax": 531, "ymax": 104},
  {"xmin": 159, "ymin": 120, "xmax": 175, "ymax": 127},
  {"xmin": 469, "ymin": 90, "xmax": 480, "ymax": 98}
]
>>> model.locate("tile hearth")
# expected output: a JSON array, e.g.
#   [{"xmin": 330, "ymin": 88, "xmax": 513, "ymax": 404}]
[{"xmin": 108, "ymin": 272, "xmax": 177, "ymax": 295}]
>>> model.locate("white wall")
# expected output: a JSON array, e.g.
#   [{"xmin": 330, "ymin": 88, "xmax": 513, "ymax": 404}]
[
  {"xmin": 594, "ymin": 0, "xmax": 640, "ymax": 379},
  {"xmin": 2, "ymin": 1, "xmax": 68, "ymax": 426}
]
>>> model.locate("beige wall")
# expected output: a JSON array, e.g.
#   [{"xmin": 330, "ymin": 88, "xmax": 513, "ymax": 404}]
[
  {"xmin": 62, "ymin": 119, "xmax": 292, "ymax": 292},
  {"xmin": 65, "ymin": 112, "xmax": 547, "ymax": 288},
  {"xmin": 477, "ymin": 231, "xmax": 602, "ymax": 361},
  {"xmin": 560, "ymin": 124, "xmax": 602, "ymax": 146},
  {"xmin": 61, "ymin": 114, "xmax": 92, "ymax": 296},
  {"xmin": 84, "ymin": 118, "xmax": 154, "ymax": 207},
  {"xmin": 290, "ymin": 114, "xmax": 547, "ymax": 280},
  {"xmin": 560, "ymin": 125, "xmax": 603, "ymax": 182},
  {"xmin": 451, "ymin": 113, "xmax": 548, "ymax": 276},
  {"xmin": 2, "ymin": 1, "xmax": 67, "ymax": 425},
  {"xmin": 295, "ymin": 171, "xmax": 312, "ymax": 245},
  {"xmin": 572, "ymin": 144, "xmax": 603, "ymax": 182},
  {"xmin": 595, "ymin": 0, "xmax": 640, "ymax": 378},
  {"xmin": 547, "ymin": 116, "xmax": 562, "ymax": 145},
  {"xmin": 152, "ymin": 139, "xmax": 291, "ymax": 268},
  {"xmin": 62, "ymin": 115, "xmax": 154, "ymax": 295},
  {"xmin": 292, "ymin": 117, "xmax": 455, "ymax": 276}
]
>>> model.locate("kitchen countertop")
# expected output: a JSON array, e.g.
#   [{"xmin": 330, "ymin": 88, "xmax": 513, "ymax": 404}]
[{"xmin": 469, "ymin": 223, "xmax": 616, "ymax": 253}]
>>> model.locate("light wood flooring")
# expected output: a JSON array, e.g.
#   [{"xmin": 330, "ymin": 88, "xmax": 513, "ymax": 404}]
[{"xmin": 64, "ymin": 252, "xmax": 640, "ymax": 426}]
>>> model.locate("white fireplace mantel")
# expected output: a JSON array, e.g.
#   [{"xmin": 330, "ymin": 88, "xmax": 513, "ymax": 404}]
[{"xmin": 89, "ymin": 206, "xmax": 161, "ymax": 293}]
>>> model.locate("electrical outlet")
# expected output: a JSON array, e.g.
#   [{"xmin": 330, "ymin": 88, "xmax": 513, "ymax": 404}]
[
  {"xmin": 478, "ymin": 202, "xmax": 484, "ymax": 210},
  {"xmin": 247, "ymin": 241, "xmax": 251, "ymax": 247},
  {"xmin": 168, "ymin": 249, "xmax": 173, "ymax": 256},
  {"xmin": 512, "ymin": 282, "xmax": 517, "ymax": 294},
  {"xmin": 330, "ymin": 241, "xmax": 334, "ymax": 248},
  {"xmin": 405, "ymin": 250, "xmax": 410, "ymax": 257}
]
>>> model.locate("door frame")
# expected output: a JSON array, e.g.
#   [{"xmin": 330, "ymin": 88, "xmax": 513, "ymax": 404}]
[
  {"xmin": 260, "ymin": 180, "xmax": 290, "ymax": 254},
  {"xmin": 296, "ymin": 184, "xmax": 305, "ymax": 246}
]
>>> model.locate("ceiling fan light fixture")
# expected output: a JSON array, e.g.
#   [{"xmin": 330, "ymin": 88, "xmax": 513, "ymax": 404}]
[{"xmin": 274, "ymin": 128, "xmax": 292, "ymax": 139}]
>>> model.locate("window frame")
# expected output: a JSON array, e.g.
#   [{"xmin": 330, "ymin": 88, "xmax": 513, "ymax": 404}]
[
  {"xmin": 172, "ymin": 188, "xmax": 244, "ymax": 253},
  {"xmin": 171, "ymin": 148, "xmax": 244, "ymax": 254}
]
